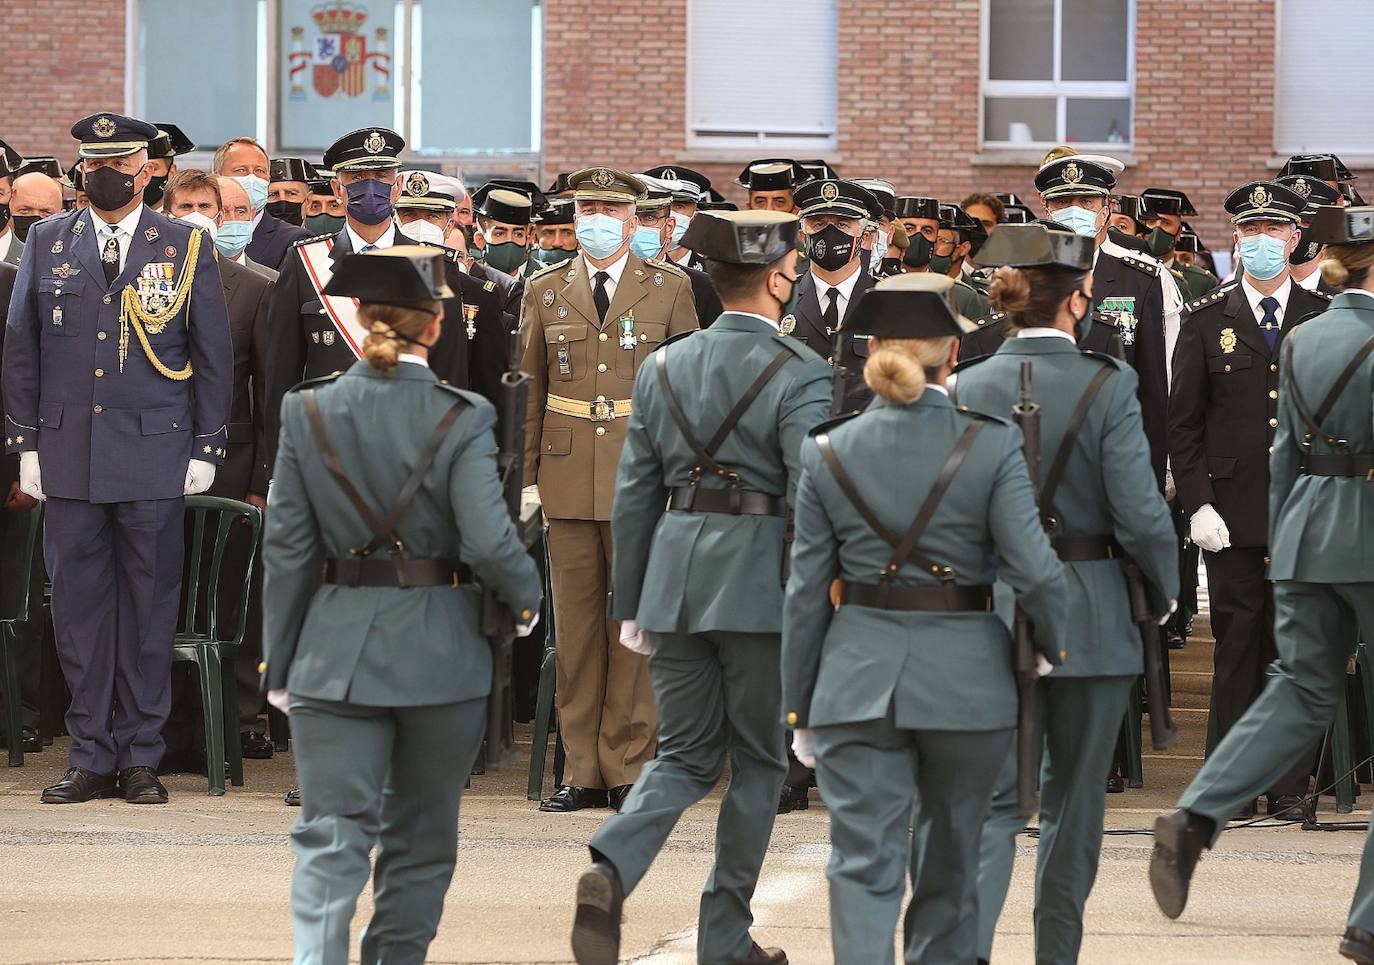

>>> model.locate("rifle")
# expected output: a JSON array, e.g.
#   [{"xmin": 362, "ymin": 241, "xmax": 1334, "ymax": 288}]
[
  {"xmin": 829, "ymin": 323, "xmax": 850, "ymax": 416},
  {"xmin": 1127, "ymin": 560, "xmax": 1179, "ymax": 750},
  {"xmin": 481, "ymin": 367, "xmax": 532, "ymax": 769},
  {"xmin": 1011, "ymin": 361, "xmax": 1041, "ymax": 819}
]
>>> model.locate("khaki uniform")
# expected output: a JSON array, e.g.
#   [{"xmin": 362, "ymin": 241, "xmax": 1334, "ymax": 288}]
[{"xmin": 519, "ymin": 251, "xmax": 698, "ymax": 789}]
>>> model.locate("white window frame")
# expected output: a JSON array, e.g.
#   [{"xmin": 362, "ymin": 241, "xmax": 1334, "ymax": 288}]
[
  {"xmin": 978, "ymin": 0, "xmax": 1136, "ymax": 151},
  {"xmin": 684, "ymin": 0, "xmax": 838, "ymax": 153}
]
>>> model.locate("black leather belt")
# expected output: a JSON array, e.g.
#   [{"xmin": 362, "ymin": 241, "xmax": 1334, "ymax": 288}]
[
  {"xmin": 835, "ymin": 581, "xmax": 994, "ymax": 612},
  {"xmin": 1052, "ymin": 534, "xmax": 1124, "ymax": 561},
  {"xmin": 668, "ymin": 486, "xmax": 787, "ymax": 517},
  {"xmin": 1301, "ymin": 453, "xmax": 1374, "ymax": 478},
  {"xmin": 323, "ymin": 557, "xmax": 471, "ymax": 588}
]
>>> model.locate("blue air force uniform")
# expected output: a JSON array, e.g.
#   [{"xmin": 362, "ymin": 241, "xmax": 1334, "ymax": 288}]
[{"xmin": 2, "ymin": 114, "xmax": 231, "ymax": 781}]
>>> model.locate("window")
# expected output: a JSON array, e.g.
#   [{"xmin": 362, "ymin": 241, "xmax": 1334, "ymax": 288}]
[
  {"xmin": 1275, "ymin": 0, "xmax": 1374, "ymax": 154},
  {"xmin": 980, "ymin": 0, "xmax": 1134, "ymax": 149},
  {"xmin": 687, "ymin": 0, "xmax": 837, "ymax": 151}
]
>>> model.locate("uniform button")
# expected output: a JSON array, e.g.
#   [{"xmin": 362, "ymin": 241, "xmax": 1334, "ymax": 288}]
[
  {"xmin": 597, "ymin": 363, "xmax": 607, "ymax": 373},
  {"xmin": 1269, "ymin": 418, "xmax": 1278, "ymax": 427},
  {"xmin": 595, "ymin": 394, "xmax": 605, "ymax": 402},
  {"xmin": 103, "ymin": 295, "xmax": 111, "ymax": 305},
  {"xmin": 93, "ymin": 405, "xmax": 103, "ymax": 414},
  {"xmin": 599, "ymin": 332, "xmax": 608, "ymax": 341},
  {"xmin": 94, "ymin": 368, "xmax": 104, "ymax": 378},
  {"xmin": 557, "ymin": 333, "xmax": 566, "ymax": 341},
  {"xmin": 97, "ymin": 331, "xmax": 108, "ymax": 340},
  {"xmin": 640, "ymin": 333, "xmax": 648, "ymax": 341},
  {"xmin": 1224, "ymin": 364, "xmax": 1232, "ymax": 372},
  {"xmin": 1269, "ymin": 446, "xmax": 1275, "ymax": 455},
  {"xmin": 595, "ymin": 426, "xmax": 606, "ymax": 436},
  {"xmin": 1270, "ymin": 363, "xmax": 1278, "ymax": 373},
  {"xmin": 257, "ymin": 661, "xmax": 267, "ymax": 674},
  {"xmin": 1269, "ymin": 390, "xmax": 1278, "ymax": 399},
  {"xmin": 786, "ymin": 712, "xmax": 798, "ymax": 726},
  {"xmin": 172, "ymin": 423, "xmax": 178, "ymax": 429}
]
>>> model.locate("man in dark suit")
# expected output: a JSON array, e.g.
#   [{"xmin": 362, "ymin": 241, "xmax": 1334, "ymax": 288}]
[
  {"xmin": 1169, "ymin": 180, "xmax": 1332, "ymax": 819},
  {"xmin": 633, "ymin": 175, "xmax": 723, "ymax": 327},
  {"xmin": 212, "ymin": 136, "xmax": 311, "ymax": 271}
]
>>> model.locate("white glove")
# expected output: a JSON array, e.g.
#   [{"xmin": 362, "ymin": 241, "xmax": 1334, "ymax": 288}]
[
  {"xmin": 267, "ymin": 689, "xmax": 291, "ymax": 716},
  {"xmin": 19, "ymin": 451, "xmax": 44, "ymax": 501},
  {"xmin": 619, "ymin": 619, "xmax": 650, "ymax": 655},
  {"xmin": 1189, "ymin": 503, "xmax": 1231, "ymax": 554},
  {"xmin": 1036, "ymin": 654, "xmax": 1055, "ymax": 678},
  {"xmin": 1158, "ymin": 598, "xmax": 1179, "ymax": 627},
  {"xmin": 184, "ymin": 458, "xmax": 216, "ymax": 495},
  {"xmin": 515, "ymin": 610, "xmax": 540, "ymax": 638},
  {"xmin": 792, "ymin": 727, "xmax": 817, "ymax": 769}
]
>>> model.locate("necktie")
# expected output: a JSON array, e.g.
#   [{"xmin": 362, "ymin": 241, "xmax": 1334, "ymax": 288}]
[
  {"xmin": 1259, "ymin": 295, "xmax": 1280, "ymax": 350},
  {"xmin": 593, "ymin": 270, "xmax": 611, "ymax": 323},
  {"xmin": 823, "ymin": 286, "xmax": 840, "ymax": 340},
  {"xmin": 360, "ymin": 244, "xmax": 376, "ymax": 253},
  {"xmin": 101, "ymin": 232, "xmax": 120, "ymax": 285}
]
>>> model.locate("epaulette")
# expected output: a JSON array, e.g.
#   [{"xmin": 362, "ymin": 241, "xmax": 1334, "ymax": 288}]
[
  {"xmin": 1119, "ymin": 254, "xmax": 1160, "ymax": 278},
  {"xmin": 526, "ymin": 259, "xmax": 567, "ymax": 280},
  {"xmin": 483, "ymin": 280, "xmax": 496, "ymax": 292},
  {"xmin": 807, "ymin": 411, "xmax": 860, "ymax": 438},
  {"xmin": 1310, "ymin": 287, "xmax": 1334, "ymax": 302},
  {"xmin": 1079, "ymin": 349, "xmax": 1130, "ymax": 372},
  {"xmin": 286, "ymin": 372, "xmax": 344, "ymax": 393},
  {"xmin": 653, "ymin": 330, "xmax": 696, "ymax": 353},
  {"xmin": 952, "ymin": 353, "xmax": 993, "ymax": 375},
  {"xmin": 291, "ymin": 233, "xmax": 336, "ymax": 249},
  {"xmin": 444, "ymin": 248, "xmax": 463, "ymax": 265},
  {"xmin": 975, "ymin": 310, "xmax": 1006, "ymax": 328},
  {"xmin": 955, "ymin": 403, "xmax": 1011, "ymax": 426},
  {"xmin": 644, "ymin": 258, "xmax": 687, "ymax": 278},
  {"xmin": 433, "ymin": 381, "xmax": 478, "ymax": 405},
  {"xmin": 1186, "ymin": 283, "xmax": 1234, "ymax": 313}
]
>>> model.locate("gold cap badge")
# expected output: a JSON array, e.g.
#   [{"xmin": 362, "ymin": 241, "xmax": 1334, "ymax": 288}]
[
  {"xmin": 364, "ymin": 131, "xmax": 386, "ymax": 154},
  {"xmin": 405, "ymin": 171, "xmax": 430, "ymax": 197},
  {"xmin": 1063, "ymin": 162, "xmax": 1083, "ymax": 184},
  {"xmin": 820, "ymin": 181, "xmax": 839, "ymax": 202},
  {"xmin": 592, "ymin": 168, "xmax": 615, "ymax": 189},
  {"xmin": 1250, "ymin": 185, "xmax": 1270, "ymax": 209},
  {"xmin": 93, "ymin": 116, "xmax": 116, "ymax": 138}
]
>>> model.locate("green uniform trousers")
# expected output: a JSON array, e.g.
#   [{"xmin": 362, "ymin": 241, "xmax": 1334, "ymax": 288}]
[
  {"xmin": 976, "ymin": 674, "xmax": 1134, "ymax": 965},
  {"xmin": 814, "ymin": 712, "xmax": 1011, "ymax": 965},
  {"xmin": 588, "ymin": 630, "xmax": 786, "ymax": 965},
  {"xmin": 288, "ymin": 695, "xmax": 487, "ymax": 965}
]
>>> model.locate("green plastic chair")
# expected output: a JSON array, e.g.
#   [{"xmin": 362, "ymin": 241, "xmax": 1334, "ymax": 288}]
[
  {"xmin": 172, "ymin": 496, "xmax": 262, "ymax": 796},
  {"xmin": 1326, "ymin": 647, "xmax": 1373, "ymax": 815},
  {"xmin": 0, "ymin": 506, "xmax": 43, "ymax": 767},
  {"xmin": 527, "ymin": 539, "xmax": 566, "ymax": 801}
]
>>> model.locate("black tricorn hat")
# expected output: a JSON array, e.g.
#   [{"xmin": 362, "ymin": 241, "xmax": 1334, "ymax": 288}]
[
  {"xmin": 843, "ymin": 274, "xmax": 977, "ymax": 339},
  {"xmin": 1001, "ymin": 205, "xmax": 1035, "ymax": 224},
  {"xmin": 1140, "ymin": 188, "xmax": 1198, "ymax": 217},
  {"xmin": 472, "ymin": 183, "xmax": 535, "ymax": 226},
  {"xmin": 972, "ymin": 223, "xmax": 1095, "ymax": 271},
  {"xmin": 1278, "ymin": 174, "xmax": 1343, "ymax": 212},
  {"xmin": 1279, "ymin": 153, "xmax": 1355, "ymax": 183},
  {"xmin": 1345, "ymin": 183, "xmax": 1367, "ymax": 205},
  {"xmin": 322, "ymin": 245, "xmax": 454, "ymax": 305},
  {"xmin": 270, "ymin": 157, "xmax": 317, "ymax": 183},
  {"xmin": 1307, "ymin": 205, "xmax": 1374, "ymax": 245},
  {"xmin": 533, "ymin": 197, "xmax": 575, "ymax": 225},
  {"xmin": 1174, "ymin": 231, "xmax": 1201, "ymax": 254},
  {"xmin": 679, "ymin": 210, "xmax": 800, "ymax": 265},
  {"xmin": 0, "ymin": 139, "xmax": 22, "ymax": 172},
  {"xmin": 15, "ymin": 156, "xmax": 62, "ymax": 180},
  {"xmin": 63, "ymin": 160, "xmax": 82, "ymax": 191},
  {"xmin": 894, "ymin": 196, "xmax": 940, "ymax": 221},
  {"xmin": 994, "ymin": 192, "xmax": 1027, "ymax": 207},
  {"xmin": 736, "ymin": 158, "xmax": 805, "ymax": 191},
  {"xmin": 1113, "ymin": 194, "xmax": 1150, "ymax": 229},
  {"xmin": 148, "ymin": 123, "xmax": 195, "ymax": 159}
]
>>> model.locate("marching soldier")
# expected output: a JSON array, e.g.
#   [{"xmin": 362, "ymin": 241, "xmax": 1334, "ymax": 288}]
[
  {"xmin": 1148, "ymin": 206, "xmax": 1374, "ymax": 965},
  {"xmin": 3, "ymin": 112, "xmax": 232, "ymax": 804},
  {"xmin": 520, "ymin": 167, "xmax": 697, "ymax": 813},
  {"xmin": 571, "ymin": 209, "xmax": 828, "ymax": 965},
  {"xmin": 958, "ymin": 224, "xmax": 1178, "ymax": 965},
  {"xmin": 782, "ymin": 274, "xmax": 1068, "ymax": 965},
  {"xmin": 1168, "ymin": 180, "xmax": 1332, "ymax": 820},
  {"xmin": 260, "ymin": 246, "xmax": 541, "ymax": 965}
]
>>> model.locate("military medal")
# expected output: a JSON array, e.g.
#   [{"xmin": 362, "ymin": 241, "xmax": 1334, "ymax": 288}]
[
  {"xmin": 618, "ymin": 311, "xmax": 635, "ymax": 350},
  {"xmin": 557, "ymin": 345, "xmax": 572, "ymax": 376},
  {"xmin": 1220, "ymin": 328, "xmax": 1237, "ymax": 354},
  {"xmin": 51, "ymin": 305, "xmax": 63, "ymax": 327},
  {"xmin": 463, "ymin": 303, "xmax": 479, "ymax": 340},
  {"xmin": 1099, "ymin": 296, "xmax": 1138, "ymax": 346},
  {"xmin": 556, "ymin": 306, "xmax": 568, "ymax": 319}
]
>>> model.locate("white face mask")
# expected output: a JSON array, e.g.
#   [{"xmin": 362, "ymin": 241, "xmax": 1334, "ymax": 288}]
[
  {"xmin": 179, "ymin": 210, "xmax": 217, "ymax": 243},
  {"xmin": 404, "ymin": 219, "xmax": 447, "ymax": 247}
]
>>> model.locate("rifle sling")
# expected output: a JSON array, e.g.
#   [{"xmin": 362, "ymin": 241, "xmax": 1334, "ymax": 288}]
[
  {"xmin": 1284, "ymin": 334, "xmax": 1374, "ymax": 449},
  {"xmin": 1040, "ymin": 366, "xmax": 1115, "ymax": 522},
  {"xmin": 302, "ymin": 388, "xmax": 466, "ymax": 557}
]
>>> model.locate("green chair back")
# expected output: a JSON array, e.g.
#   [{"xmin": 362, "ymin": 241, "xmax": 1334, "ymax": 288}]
[{"xmin": 179, "ymin": 495, "xmax": 262, "ymax": 648}]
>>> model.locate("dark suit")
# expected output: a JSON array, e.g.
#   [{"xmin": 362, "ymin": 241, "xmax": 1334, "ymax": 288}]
[
  {"xmin": 1169, "ymin": 279, "xmax": 1331, "ymax": 789},
  {"xmin": 246, "ymin": 212, "xmax": 311, "ymax": 272},
  {"xmin": 785, "ymin": 268, "xmax": 876, "ymax": 414},
  {"xmin": 958, "ymin": 311, "xmax": 1124, "ymax": 363},
  {"xmin": 682, "ymin": 263, "xmax": 723, "ymax": 328}
]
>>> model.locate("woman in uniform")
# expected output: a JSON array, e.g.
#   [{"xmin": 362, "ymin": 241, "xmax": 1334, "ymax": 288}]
[
  {"xmin": 956, "ymin": 224, "xmax": 1178, "ymax": 965},
  {"xmin": 260, "ymin": 246, "xmax": 542, "ymax": 965},
  {"xmin": 781, "ymin": 272, "xmax": 1069, "ymax": 965}
]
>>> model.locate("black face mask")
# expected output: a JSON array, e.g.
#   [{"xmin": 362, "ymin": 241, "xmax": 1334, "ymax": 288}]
[
  {"xmin": 1289, "ymin": 226, "xmax": 1322, "ymax": 266},
  {"xmin": 0, "ymin": 203, "xmax": 10, "ymax": 233},
  {"xmin": 11, "ymin": 214, "xmax": 41, "ymax": 243},
  {"xmin": 85, "ymin": 166, "xmax": 140, "ymax": 211},
  {"xmin": 142, "ymin": 174, "xmax": 169, "ymax": 208},
  {"xmin": 902, "ymin": 233, "xmax": 934, "ymax": 269},
  {"xmin": 805, "ymin": 225, "xmax": 857, "ymax": 272},
  {"xmin": 772, "ymin": 271, "xmax": 799, "ymax": 310},
  {"xmin": 266, "ymin": 199, "xmax": 304, "ymax": 227},
  {"xmin": 879, "ymin": 256, "xmax": 903, "ymax": 275}
]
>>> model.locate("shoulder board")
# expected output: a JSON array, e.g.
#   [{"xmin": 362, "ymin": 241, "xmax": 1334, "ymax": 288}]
[
  {"xmin": 483, "ymin": 280, "xmax": 496, "ymax": 292},
  {"xmin": 975, "ymin": 310, "xmax": 1006, "ymax": 328},
  {"xmin": 1308, "ymin": 287, "xmax": 1334, "ymax": 302},
  {"xmin": 645, "ymin": 258, "xmax": 687, "ymax": 278},
  {"xmin": 286, "ymin": 372, "xmax": 343, "ymax": 393},
  {"xmin": 807, "ymin": 411, "xmax": 860, "ymax": 438},
  {"xmin": 954, "ymin": 277, "xmax": 978, "ymax": 294},
  {"xmin": 37, "ymin": 209, "xmax": 75, "ymax": 229},
  {"xmin": 433, "ymin": 381, "xmax": 478, "ymax": 405},
  {"xmin": 1186, "ymin": 283, "xmax": 1234, "ymax": 312},
  {"xmin": 952, "ymin": 353, "xmax": 994, "ymax": 375},
  {"xmin": 652, "ymin": 330, "xmax": 696, "ymax": 353},
  {"xmin": 526, "ymin": 259, "xmax": 567, "ymax": 280},
  {"xmin": 291, "ymin": 233, "xmax": 336, "ymax": 249},
  {"xmin": 1079, "ymin": 349, "xmax": 1130, "ymax": 371},
  {"xmin": 773, "ymin": 331, "xmax": 824, "ymax": 361},
  {"xmin": 955, "ymin": 403, "xmax": 1011, "ymax": 426},
  {"xmin": 1119, "ymin": 254, "xmax": 1160, "ymax": 278},
  {"xmin": 444, "ymin": 248, "xmax": 463, "ymax": 265}
]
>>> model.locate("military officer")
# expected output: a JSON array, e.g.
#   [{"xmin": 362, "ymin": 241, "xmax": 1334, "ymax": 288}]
[
  {"xmin": 1034, "ymin": 155, "xmax": 1181, "ymax": 487},
  {"xmin": 895, "ymin": 195, "xmax": 942, "ymax": 271},
  {"xmin": 571, "ymin": 209, "xmax": 828, "ymax": 965},
  {"xmin": 1279, "ymin": 174, "xmax": 1345, "ymax": 294},
  {"xmin": 3, "ymin": 112, "xmax": 232, "ymax": 804},
  {"xmin": 0, "ymin": 151, "xmax": 25, "ymax": 267},
  {"xmin": 1139, "ymin": 188, "xmax": 1219, "ymax": 300},
  {"xmin": 1148, "ymin": 207, "xmax": 1374, "ymax": 965},
  {"xmin": 640, "ymin": 164, "xmax": 711, "ymax": 270},
  {"xmin": 265, "ymin": 156, "xmax": 316, "ymax": 228},
  {"xmin": 261, "ymin": 128, "xmax": 509, "ymax": 475},
  {"xmin": 471, "ymin": 178, "xmax": 542, "ymax": 277},
  {"xmin": 529, "ymin": 195, "xmax": 579, "ymax": 272},
  {"xmin": 736, "ymin": 158, "xmax": 807, "ymax": 213},
  {"xmin": 631, "ymin": 175, "xmax": 723, "ymax": 326},
  {"xmin": 520, "ymin": 167, "xmax": 697, "ymax": 813},
  {"xmin": 143, "ymin": 123, "xmax": 193, "ymax": 209},
  {"xmin": 782, "ymin": 274, "xmax": 1068, "ymax": 965},
  {"xmin": 1168, "ymin": 180, "xmax": 1332, "ymax": 820},
  {"xmin": 957, "ymin": 224, "xmax": 1178, "ymax": 965},
  {"xmin": 937, "ymin": 203, "xmax": 991, "ymax": 318},
  {"xmin": 851, "ymin": 178, "xmax": 899, "ymax": 278},
  {"xmin": 260, "ymin": 246, "xmax": 541, "ymax": 965},
  {"xmin": 393, "ymin": 169, "xmax": 461, "ymax": 249}
]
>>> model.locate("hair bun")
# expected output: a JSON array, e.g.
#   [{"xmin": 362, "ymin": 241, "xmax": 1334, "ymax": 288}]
[{"xmin": 988, "ymin": 265, "xmax": 1032, "ymax": 317}]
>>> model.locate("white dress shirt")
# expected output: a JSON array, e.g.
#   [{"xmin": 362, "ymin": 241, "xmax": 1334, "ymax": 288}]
[
  {"xmin": 1240, "ymin": 274, "xmax": 1291, "ymax": 329},
  {"xmin": 925, "ymin": 383, "xmax": 950, "ymax": 397},
  {"xmin": 346, "ymin": 220, "xmax": 397, "ymax": 254},
  {"xmin": 582, "ymin": 249, "xmax": 630, "ymax": 301},
  {"xmin": 93, "ymin": 204, "xmax": 147, "ymax": 274},
  {"xmin": 811, "ymin": 263, "xmax": 863, "ymax": 328},
  {"xmin": 1017, "ymin": 326, "xmax": 1077, "ymax": 343},
  {"xmin": 398, "ymin": 352, "xmax": 429, "ymax": 368},
  {"xmin": 1295, "ymin": 267, "xmax": 1321, "ymax": 291},
  {"xmin": 0, "ymin": 228, "xmax": 13, "ymax": 263}
]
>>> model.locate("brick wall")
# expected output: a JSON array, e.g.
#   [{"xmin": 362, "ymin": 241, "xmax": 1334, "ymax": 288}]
[{"xmin": 0, "ymin": 0, "xmax": 125, "ymax": 164}]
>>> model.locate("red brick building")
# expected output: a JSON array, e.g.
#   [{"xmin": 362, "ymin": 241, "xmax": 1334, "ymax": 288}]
[{"xmin": 3, "ymin": 0, "xmax": 1369, "ymax": 249}]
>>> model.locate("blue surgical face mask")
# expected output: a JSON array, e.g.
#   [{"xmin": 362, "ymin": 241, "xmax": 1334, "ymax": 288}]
[
  {"xmin": 345, "ymin": 178, "xmax": 394, "ymax": 226},
  {"xmin": 630, "ymin": 226, "xmax": 664, "ymax": 259},
  {"xmin": 1238, "ymin": 233, "xmax": 1290, "ymax": 281},
  {"xmin": 669, "ymin": 213, "xmax": 690, "ymax": 250},
  {"xmin": 232, "ymin": 174, "xmax": 269, "ymax": 212},
  {"xmin": 1050, "ymin": 204, "xmax": 1102, "ymax": 238},
  {"xmin": 575, "ymin": 213, "xmax": 627, "ymax": 259},
  {"xmin": 215, "ymin": 219, "xmax": 253, "ymax": 258},
  {"xmin": 871, "ymin": 228, "xmax": 889, "ymax": 264}
]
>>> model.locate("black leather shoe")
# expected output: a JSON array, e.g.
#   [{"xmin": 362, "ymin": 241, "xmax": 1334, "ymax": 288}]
[
  {"xmin": 240, "ymin": 731, "xmax": 274, "ymax": 760},
  {"xmin": 1107, "ymin": 772, "xmax": 1126, "ymax": 794},
  {"xmin": 1167, "ymin": 630, "xmax": 1186, "ymax": 650},
  {"xmin": 1266, "ymin": 794, "xmax": 1309, "ymax": 821},
  {"xmin": 540, "ymin": 785, "xmax": 609, "ymax": 812},
  {"xmin": 1341, "ymin": 926, "xmax": 1374, "ymax": 963},
  {"xmin": 608, "ymin": 784, "xmax": 632, "ymax": 812},
  {"xmin": 1150, "ymin": 809, "xmax": 1213, "ymax": 919},
  {"xmin": 777, "ymin": 783, "xmax": 809, "ymax": 814},
  {"xmin": 285, "ymin": 787, "xmax": 301, "ymax": 807},
  {"xmin": 40, "ymin": 767, "xmax": 119, "ymax": 804},
  {"xmin": 120, "ymin": 766, "xmax": 168, "ymax": 804},
  {"xmin": 571, "ymin": 861, "xmax": 623, "ymax": 965},
  {"xmin": 733, "ymin": 941, "xmax": 788, "ymax": 963}
]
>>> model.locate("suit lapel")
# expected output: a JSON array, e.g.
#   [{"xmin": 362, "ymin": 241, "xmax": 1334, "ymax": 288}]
[
  {"xmin": 1222, "ymin": 286, "xmax": 1271, "ymax": 358},
  {"xmin": 111, "ymin": 208, "xmax": 160, "ymax": 292},
  {"xmin": 558, "ymin": 258, "xmax": 600, "ymax": 327},
  {"xmin": 328, "ymin": 226, "xmax": 353, "ymax": 262},
  {"xmin": 71, "ymin": 209, "xmax": 105, "ymax": 285},
  {"xmin": 843, "ymin": 270, "xmax": 874, "ymax": 324},
  {"xmin": 795, "ymin": 273, "xmax": 824, "ymax": 333}
]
